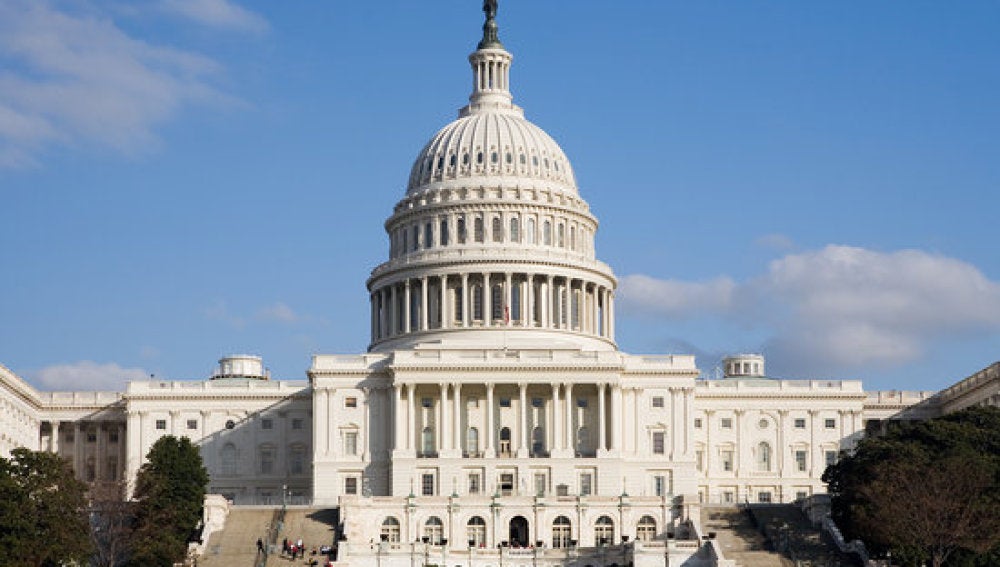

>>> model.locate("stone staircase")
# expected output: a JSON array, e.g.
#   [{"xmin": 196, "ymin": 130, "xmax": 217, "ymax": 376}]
[
  {"xmin": 272, "ymin": 508, "xmax": 340, "ymax": 564},
  {"xmin": 199, "ymin": 507, "xmax": 275, "ymax": 566},
  {"xmin": 703, "ymin": 507, "xmax": 791, "ymax": 567},
  {"xmin": 747, "ymin": 505, "xmax": 860, "ymax": 567}
]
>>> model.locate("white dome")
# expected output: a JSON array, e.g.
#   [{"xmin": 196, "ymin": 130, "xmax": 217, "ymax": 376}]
[{"xmin": 406, "ymin": 112, "xmax": 577, "ymax": 196}]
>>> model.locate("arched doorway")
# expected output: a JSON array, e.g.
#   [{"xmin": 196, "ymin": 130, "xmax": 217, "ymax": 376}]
[{"xmin": 508, "ymin": 516, "xmax": 529, "ymax": 548}]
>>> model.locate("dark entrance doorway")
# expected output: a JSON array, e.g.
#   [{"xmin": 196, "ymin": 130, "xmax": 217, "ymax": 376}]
[{"xmin": 508, "ymin": 516, "xmax": 529, "ymax": 548}]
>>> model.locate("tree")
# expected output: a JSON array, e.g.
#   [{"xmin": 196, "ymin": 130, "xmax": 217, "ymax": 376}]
[
  {"xmin": 0, "ymin": 447, "xmax": 94, "ymax": 567},
  {"xmin": 89, "ymin": 480, "xmax": 135, "ymax": 567},
  {"xmin": 129, "ymin": 435, "xmax": 209, "ymax": 567},
  {"xmin": 824, "ymin": 406, "xmax": 1000, "ymax": 567}
]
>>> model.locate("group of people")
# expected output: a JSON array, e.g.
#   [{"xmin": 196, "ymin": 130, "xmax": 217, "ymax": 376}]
[{"xmin": 282, "ymin": 537, "xmax": 306, "ymax": 559}]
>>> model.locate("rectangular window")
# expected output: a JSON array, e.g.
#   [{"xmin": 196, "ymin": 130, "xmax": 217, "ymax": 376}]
[
  {"xmin": 345, "ymin": 431, "xmax": 358, "ymax": 455},
  {"xmin": 468, "ymin": 473, "xmax": 481, "ymax": 494},
  {"xmin": 290, "ymin": 448, "xmax": 305, "ymax": 475},
  {"xmin": 652, "ymin": 431, "xmax": 665, "ymax": 454},
  {"xmin": 721, "ymin": 418, "xmax": 733, "ymax": 429},
  {"xmin": 260, "ymin": 448, "xmax": 274, "ymax": 475},
  {"xmin": 345, "ymin": 397, "xmax": 358, "ymax": 408},
  {"xmin": 579, "ymin": 472, "xmax": 593, "ymax": 496},
  {"xmin": 108, "ymin": 430, "xmax": 119, "ymax": 443},
  {"xmin": 722, "ymin": 490, "xmax": 734, "ymax": 504},
  {"xmin": 292, "ymin": 418, "xmax": 304, "ymax": 430},
  {"xmin": 556, "ymin": 484, "xmax": 569, "ymax": 497},
  {"xmin": 532, "ymin": 397, "xmax": 543, "ymax": 408},
  {"xmin": 577, "ymin": 398, "xmax": 588, "ymax": 408},
  {"xmin": 796, "ymin": 490, "xmax": 808, "ymax": 501},
  {"xmin": 722, "ymin": 450, "xmax": 734, "ymax": 472},
  {"xmin": 694, "ymin": 418, "xmax": 703, "ymax": 429},
  {"xmin": 106, "ymin": 456, "xmax": 118, "ymax": 481},
  {"xmin": 421, "ymin": 473, "xmax": 435, "ymax": 496},
  {"xmin": 794, "ymin": 418, "xmax": 806, "ymax": 429},
  {"xmin": 262, "ymin": 418, "xmax": 273, "ymax": 430},
  {"xmin": 86, "ymin": 431, "xmax": 97, "ymax": 443},
  {"xmin": 651, "ymin": 396, "xmax": 664, "ymax": 408},
  {"xmin": 654, "ymin": 475, "xmax": 666, "ymax": 497},
  {"xmin": 187, "ymin": 419, "xmax": 198, "ymax": 430},
  {"xmin": 422, "ymin": 397, "xmax": 433, "ymax": 408},
  {"xmin": 534, "ymin": 473, "xmax": 546, "ymax": 496},
  {"xmin": 344, "ymin": 477, "xmax": 358, "ymax": 495},
  {"xmin": 155, "ymin": 419, "xmax": 167, "ymax": 430},
  {"xmin": 499, "ymin": 397, "xmax": 511, "ymax": 408},
  {"xmin": 499, "ymin": 473, "xmax": 514, "ymax": 496},
  {"xmin": 795, "ymin": 450, "xmax": 807, "ymax": 472},
  {"xmin": 758, "ymin": 491, "xmax": 773, "ymax": 503},
  {"xmin": 825, "ymin": 418, "xmax": 836, "ymax": 429},
  {"xmin": 825, "ymin": 450, "xmax": 838, "ymax": 467}
]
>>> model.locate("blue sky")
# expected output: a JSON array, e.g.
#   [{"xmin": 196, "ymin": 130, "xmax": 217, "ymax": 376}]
[{"xmin": 1, "ymin": 1, "xmax": 998, "ymax": 393}]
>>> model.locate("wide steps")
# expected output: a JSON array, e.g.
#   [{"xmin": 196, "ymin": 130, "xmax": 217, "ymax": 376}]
[
  {"xmin": 274, "ymin": 508, "xmax": 339, "ymax": 562},
  {"xmin": 200, "ymin": 508, "xmax": 274, "ymax": 566}
]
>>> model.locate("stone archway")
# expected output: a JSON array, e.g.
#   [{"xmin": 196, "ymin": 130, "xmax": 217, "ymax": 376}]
[{"xmin": 508, "ymin": 515, "xmax": 529, "ymax": 548}]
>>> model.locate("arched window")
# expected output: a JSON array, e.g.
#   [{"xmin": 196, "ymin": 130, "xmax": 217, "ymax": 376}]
[
  {"xmin": 411, "ymin": 225, "xmax": 419, "ymax": 251},
  {"xmin": 509, "ymin": 217, "xmax": 520, "ymax": 243},
  {"xmin": 457, "ymin": 216, "xmax": 467, "ymax": 244},
  {"xmin": 758, "ymin": 441, "xmax": 772, "ymax": 471},
  {"xmin": 402, "ymin": 230, "xmax": 408, "ymax": 253},
  {"xmin": 474, "ymin": 217, "xmax": 484, "ymax": 243},
  {"xmin": 571, "ymin": 290, "xmax": 580, "ymax": 329},
  {"xmin": 467, "ymin": 427, "xmax": 479, "ymax": 456},
  {"xmin": 467, "ymin": 516, "xmax": 486, "ymax": 547},
  {"xmin": 491, "ymin": 284, "xmax": 503, "ymax": 322},
  {"xmin": 637, "ymin": 516, "xmax": 656, "ymax": 541},
  {"xmin": 499, "ymin": 427, "xmax": 512, "ymax": 457},
  {"xmin": 492, "ymin": 217, "xmax": 503, "ymax": 242},
  {"xmin": 454, "ymin": 287, "xmax": 464, "ymax": 322},
  {"xmin": 440, "ymin": 219, "xmax": 449, "ymax": 246},
  {"xmin": 526, "ymin": 218, "xmax": 536, "ymax": 244},
  {"xmin": 410, "ymin": 286, "xmax": 420, "ymax": 330},
  {"xmin": 424, "ymin": 223, "xmax": 433, "ymax": 248},
  {"xmin": 595, "ymin": 516, "xmax": 614, "ymax": 546},
  {"xmin": 531, "ymin": 426, "xmax": 545, "ymax": 456},
  {"xmin": 557, "ymin": 223, "xmax": 565, "ymax": 247},
  {"xmin": 570, "ymin": 226, "xmax": 576, "ymax": 250},
  {"xmin": 424, "ymin": 517, "xmax": 444, "ymax": 545},
  {"xmin": 381, "ymin": 517, "xmax": 401, "ymax": 543},
  {"xmin": 472, "ymin": 284, "xmax": 483, "ymax": 321},
  {"xmin": 543, "ymin": 221, "xmax": 552, "ymax": 245},
  {"xmin": 552, "ymin": 516, "xmax": 572, "ymax": 548},
  {"xmin": 511, "ymin": 284, "xmax": 521, "ymax": 322},
  {"xmin": 422, "ymin": 427, "xmax": 435, "ymax": 456},
  {"xmin": 220, "ymin": 443, "xmax": 237, "ymax": 476}
]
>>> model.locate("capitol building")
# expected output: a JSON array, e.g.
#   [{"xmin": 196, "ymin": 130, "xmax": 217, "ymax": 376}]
[{"xmin": 1, "ymin": 4, "xmax": 998, "ymax": 567}]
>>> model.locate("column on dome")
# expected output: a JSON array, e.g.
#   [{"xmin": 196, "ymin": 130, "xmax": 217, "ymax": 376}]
[
  {"xmin": 597, "ymin": 383, "xmax": 606, "ymax": 453},
  {"xmin": 521, "ymin": 276, "xmax": 530, "ymax": 325},
  {"xmin": 609, "ymin": 290, "xmax": 616, "ymax": 340},
  {"xmin": 440, "ymin": 275, "xmax": 449, "ymax": 329},
  {"xmin": 504, "ymin": 272, "xmax": 513, "ymax": 325},
  {"xmin": 404, "ymin": 280, "xmax": 412, "ymax": 333},
  {"xmin": 370, "ymin": 293, "xmax": 376, "ymax": 342},
  {"xmin": 461, "ymin": 274, "xmax": 470, "ymax": 327},
  {"xmin": 482, "ymin": 272, "xmax": 491, "ymax": 326},
  {"xmin": 517, "ymin": 382, "xmax": 528, "ymax": 457},
  {"xmin": 544, "ymin": 275, "xmax": 554, "ymax": 329},
  {"xmin": 452, "ymin": 383, "xmax": 462, "ymax": 453},
  {"xmin": 421, "ymin": 276, "xmax": 429, "ymax": 331},
  {"xmin": 485, "ymin": 384, "xmax": 495, "ymax": 455}
]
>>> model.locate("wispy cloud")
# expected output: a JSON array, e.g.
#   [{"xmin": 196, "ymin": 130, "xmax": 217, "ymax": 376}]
[
  {"xmin": 620, "ymin": 245, "xmax": 1000, "ymax": 376},
  {"xmin": 257, "ymin": 301, "xmax": 299, "ymax": 323},
  {"xmin": 30, "ymin": 360, "xmax": 150, "ymax": 391},
  {"xmin": 0, "ymin": 0, "xmax": 247, "ymax": 168},
  {"xmin": 753, "ymin": 233, "xmax": 795, "ymax": 251},
  {"xmin": 160, "ymin": 0, "xmax": 268, "ymax": 34},
  {"xmin": 206, "ymin": 300, "xmax": 306, "ymax": 327},
  {"xmin": 204, "ymin": 299, "xmax": 246, "ymax": 328}
]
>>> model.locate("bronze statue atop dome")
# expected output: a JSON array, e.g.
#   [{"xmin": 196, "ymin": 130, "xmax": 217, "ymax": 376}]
[{"xmin": 478, "ymin": 0, "xmax": 502, "ymax": 49}]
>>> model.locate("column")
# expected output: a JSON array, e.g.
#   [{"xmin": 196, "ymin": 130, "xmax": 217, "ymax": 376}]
[
  {"xmin": 597, "ymin": 384, "xmax": 606, "ymax": 453},
  {"xmin": 778, "ymin": 410, "xmax": 788, "ymax": 477},
  {"xmin": 394, "ymin": 384, "xmax": 404, "ymax": 452},
  {"xmin": 50, "ymin": 420, "xmax": 60, "ymax": 454},
  {"xmin": 564, "ymin": 383, "xmax": 574, "ymax": 451},
  {"xmin": 735, "ymin": 410, "xmax": 745, "ymax": 476},
  {"xmin": 421, "ymin": 276, "xmax": 429, "ymax": 331},
  {"xmin": 809, "ymin": 410, "xmax": 819, "ymax": 476},
  {"xmin": 316, "ymin": 389, "xmax": 329, "ymax": 456},
  {"xmin": 705, "ymin": 410, "xmax": 714, "ymax": 475},
  {"xmin": 670, "ymin": 389, "xmax": 678, "ymax": 458},
  {"xmin": 404, "ymin": 280, "xmax": 412, "ymax": 333},
  {"xmin": 552, "ymin": 384, "xmax": 562, "ymax": 451},
  {"xmin": 362, "ymin": 388, "xmax": 371, "ymax": 460},
  {"xmin": 96, "ymin": 421, "xmax": 106, "ymax": 481},
  {"xmin": 380, "ymin": 288, "xmax": 388, "ymax": 338},
  {"xmin": 485, "ymin": 384, "xmax": 495, "ymax": 455},
  {"xmin": 407, "ymin": 384, "xmax": 416, "ymax": 452},
  {"xmin": 126, "ymin": 411, "xmax": 143, "ymax": 497},
  {"xmin": 504, "ymin": 272, "xmax": 513, "ymax": 325},
  {"xmin": 440, "ymin": 275, "xmax": 449, "ymax": 329},
  {"xmin": 518, "ymin": 382, "xmax": 528, "ymax": 457},
  {"xmin": 170, "ymin": 411, "xmax": 180, "ymax": 437},
  {"xmin": 461, "ymin": 274, "xmax": 470, "ymax": 327},
  {"xmin": 452, "ymin": 383, "xmax": 462, "ymax": 453},
  {"xmin": 611, "ymin": 385, "xmax": 623, "ymax": 453},
  {"xmin": 370, "ymin": 293, "xmax": 377, "ymax": 343},
  {"xmin": 608, "ymin": 291, "xmax": 615, "ymax": 340},
  {"xmin": 438, "ymin": 383, "xmax": 447, "ymax": 453}
]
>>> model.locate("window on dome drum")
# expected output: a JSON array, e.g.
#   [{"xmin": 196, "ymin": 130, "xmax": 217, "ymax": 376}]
[
  {"xmin": 652, "ymin": 431, "xmax": 665, "ymax": 454},
  {"xmin": 424, "ymin": 517, "xmax": 444, "ymax": 545},
  {"xmin": 424, "ymin": 223, "xmax": 433, "ymax": 248},
  {"xmin": 757, "ymin": 442, "xmax": 772, "ymax": 471},
  {"xmin": 466, "ymin": 427, "xmax": 479, "ymax": 456},
  {"xmin": 505, "ymin": 152, "xmax": 512, "ymax": 164},
  {"xmin": 474, "ymin": 217, "xmax": 484, "ymax": 243},
  {"xmin": 552, "ymin": 516, "xmax": 571, "ymax": 548},
  {"xmin": 825, "ymin": 418, "xmax": 836, "ymax": 429},
  {"xmin": 557, "ymin": 223, "xmax": 565, "ymax": 247},
  {"xmin": 436, "ymin": 157, "xmax": 443, "ymax": 171},
  {"xmin": 463, "ymin": 153, "xmax": 469, "ymax": 165},
  {"xmin": 344, "ymin": 476, "xmax": 358, "ymax": 495},
  {"xmin": 491, "ymin": 284, "xmax": 503, "ymax": 321},
  {"xmin": 410, "ymin": 291, "xmax": 420, "ymax": 329},
  {"xmin": 381, "ymin": 518, "xmax": 401, "ymax": 543},
  {"xmin": 519, "ymin": 154, "xmax": 525, "ymax": 165},
  {"xmin": 472, "ymin": 285, "xmax": 483, "ymax": 321},
  {"xmin": 532, "ymin": 397, "xmax": 543, "ymax": 408},
  {"xmin": 454, "ymin": 287, "xmax": 464, "ymax": 322},
  {"xmin": 457, "ymin": 216, "xmax": 467, "ymax": 244},
  {"xmin": 490, "ymin": 152, "xmax": 498, "ymax": 164},
  {"xmin": 499, "ymin": 397, "xmax": 511, "ymax": 408},
  {"xmin": 794, "ymin": 418, "xmax": 806, "ymax": 429},
  {"xmin": 544, "ymin": 158, "xmax": 550, "ymax": 169},
  {"xmin": 651, "ymin": 396, "xmax": 664, "ymax": 408},
  {"xmin": 571, "ymin": 291, "xmax": 580, "ymax": 329},
  {"xmin": 795, "ymin": 450, "xmax": 807, "ymax": 472},
  {"xmin": 467, "ymin": 516, "xmax": 486, "ymax": 547},
  {"xmin": 449, "ymin": 154, "xmax": 456, "ymax": 167},
  {"xmin": 411, "ymin": 225, "xmax": 419, "ymax": 251},
  {"xmin": 637, "ymin": 516, "xmax": 657, "ymax": 541},
  {"xmin": 559, "ymin": 288, "xmax": 568, "ymax": 327},
  {"xmin": 576, "ymin": 427, "xmax": 590, "ymax": 455},
  {"xmin": 594, "ymin": 516, "xmax": 614, "ymax": 546},
  {"xmin": 509, "ymin": 217, "xmax": 520, "ymax": 242},
  {"xmin": 526, "ymin": 218, "xmax": 536, "ymax": 244},
  {"xmin": 511, "ymin": 285, "xmax": 521, "ymax": 322},
  {"xmin": 532, "ymin": 155, "xmax": 539, "ymax": 167},
  {"xmin": 543, "ymin": 221, "xmax": 552, "ymax": 245},
  {"xmin": 499, "ymin": 427, "xmax": 512, "ymax": 457},
  {"xmin": 440, "ymin": 219, "xmax": 449, "ymax": 246},
  {"xmin": 577, "ymin": 398, "xmax": 588, "ymax": 408},
  {"xmin": 492, "ymin": 217, "xmax": 502, "ymax": 242}
]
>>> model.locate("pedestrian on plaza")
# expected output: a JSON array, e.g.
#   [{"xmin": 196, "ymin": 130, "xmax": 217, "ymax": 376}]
[
  {"xmin": 282, "ymin": 537, "xmax": 289, "ymax": 556},
  {"xmin": 297, "ymin": 538, "xmax": 304, "ymax": 558},
  {"xmin": 256, "ymin": 537, "xmax": 264, "ymax": 555}
]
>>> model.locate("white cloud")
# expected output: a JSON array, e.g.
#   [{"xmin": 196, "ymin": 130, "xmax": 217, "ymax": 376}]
[
  {"xmin": 31, "ymin": 360, "xmax": 150, "ymax": 391},
  {"xmin": 0, "ymin": 0, "xmax": 241, "ymax": 168},
  {"xmin": 257, "ymin": 301, "xmax": 299, "ymax": 323},
  {"xmin": 160, "ymin": 0, "xmax": 268, "ymax": 34},
  {"xmin": 620, "ymin": 245, "xmax": 1000, "ymax": 375}
]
